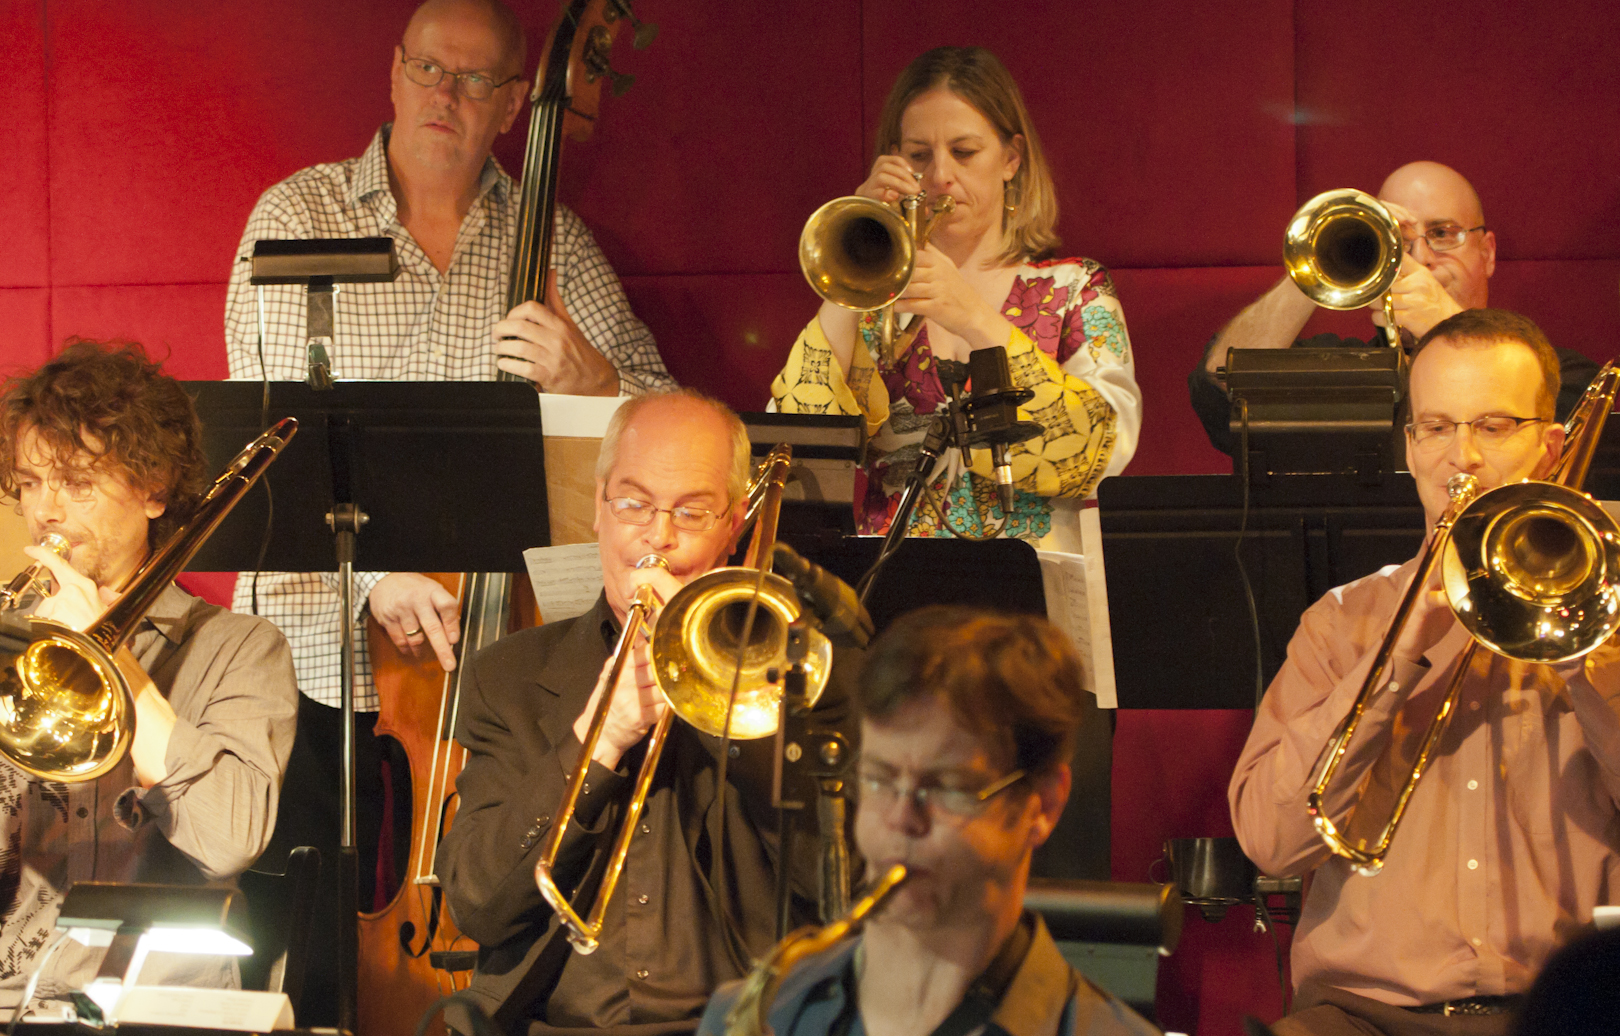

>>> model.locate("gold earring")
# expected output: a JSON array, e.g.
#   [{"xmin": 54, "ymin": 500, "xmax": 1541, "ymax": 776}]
[{"xmin": 1003, "ymin": 180, "xmax": 1019, "ymax": 215}]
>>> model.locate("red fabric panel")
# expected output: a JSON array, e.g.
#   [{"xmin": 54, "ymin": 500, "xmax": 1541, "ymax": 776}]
[
  {"xmin": 1110, "ymin": 266, "xmax": 1282, "ymax": 476},
  {"xmin": 858, "ymin": 0, "xmax": 1297, "ymax": 269},
  {"xmin": 622, "ymin": 273, "xmax": 812, "ymax": 412},
  {"xmin": 1112, "ymin": 708, "xmax": 1274, "ymax": 1030},
  {"xmin": 50, "ymin": 285, "xmax": 229, "ymax": 379},
  {"xmin": 176, "ymin": 571, "xmax": 238, "ymax": 609},
  {"xmin": 2, "ymin": 3, "xmax": 48, "ymax": 291},
  {"xmin": 551, "ymin": 2, "xmax": 865, "ymax": 277},
  {"xmin": 1295, "ymin": 0, "xmax": 1620, "ymax": 263},
  {"xmin": 46, "ymin": 0, "xmax": 413, "ymax": 288},
  {"xmin": 0, "ymin": 290, "xmax": 52, "ymax": 373}
]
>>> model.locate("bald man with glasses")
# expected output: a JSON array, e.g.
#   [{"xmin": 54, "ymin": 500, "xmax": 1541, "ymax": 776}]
[{"xmin": 1190, "ymin": 161, "xmax": 1598, "ymax": 456}]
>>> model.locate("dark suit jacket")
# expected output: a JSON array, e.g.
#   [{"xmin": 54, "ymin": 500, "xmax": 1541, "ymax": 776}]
[{"xmin": 436, "ymin": 593, "xmax": 854, "ymax": 1033}]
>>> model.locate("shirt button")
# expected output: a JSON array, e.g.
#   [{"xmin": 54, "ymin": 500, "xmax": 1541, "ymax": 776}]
[
  {"xmin": 76, "ymin": 807, "xmax": 89, "ymax": 819},
  {"xmin": 1472, "ymin": 937, "xmax": 1483, "ymax": 947},
  {"xmin": 1469, "ymin": 701, "xmax": 1481, "ymax": 711},
  {"xmin": 641, "ymin": 824, "xmax": 651, "ymax": 834},
  {"xmin": 636, "ymin": 969, "xmax": 649, "ymax": 980},
  {"xmin": 1467, "ymin": 780, "xmax": 1479, "ymax": 791},
  {"xmin": 1468, "ymin": 859, "xmax": 1479, "ymax": 870},
  {"xmin": 637, "ymin": 894, "xmax": 649, "ymax": 905}
]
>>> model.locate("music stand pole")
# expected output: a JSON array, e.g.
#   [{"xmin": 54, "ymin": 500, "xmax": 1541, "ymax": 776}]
[{"xmin": 325, "ymin": 418, "xmax": 368, "ymax": 1036}]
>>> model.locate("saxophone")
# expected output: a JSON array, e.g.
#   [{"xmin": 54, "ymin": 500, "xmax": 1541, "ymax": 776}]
[{"xmin": 723, "ymin": 864, "xmax": 908, "ymax": 1036}]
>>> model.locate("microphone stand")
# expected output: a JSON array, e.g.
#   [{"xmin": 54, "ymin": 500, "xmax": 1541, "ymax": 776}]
[{"xmin": 856, "ymin": 350, "xmax": 1041, "ymax": 607}]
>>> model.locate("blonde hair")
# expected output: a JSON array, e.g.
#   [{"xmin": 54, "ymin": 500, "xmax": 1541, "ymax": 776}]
[
  {"xmin": 595, "ymin": 389, "xmax": 752, "ymax": 505},
  {"xmin": 873, "ymin": 47, "xmax": 1059, "ymax": 266}
]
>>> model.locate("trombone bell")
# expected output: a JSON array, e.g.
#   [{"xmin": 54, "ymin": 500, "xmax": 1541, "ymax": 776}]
[
  {"xmin": 1442, "ymin": 481, "xmax": 1620, "ymax": 663},
  {"xmin": 653, "ymin": 569, "xmax": 832, "ymax": 740}
]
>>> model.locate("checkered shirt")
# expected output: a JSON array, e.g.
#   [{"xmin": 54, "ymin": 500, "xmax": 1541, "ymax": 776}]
[{"xmin": 223, "ymin": 126, "xmax": 673, "ymax": 709}]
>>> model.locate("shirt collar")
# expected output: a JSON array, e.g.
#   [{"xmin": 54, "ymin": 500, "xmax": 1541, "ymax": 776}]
[
  {"xmin": 137, "ymin": 582, "xmax": 199, "ymax": 647},
  {"xmin": 353, "ymin": 124, "xmax": 513, "ymax": 213}
]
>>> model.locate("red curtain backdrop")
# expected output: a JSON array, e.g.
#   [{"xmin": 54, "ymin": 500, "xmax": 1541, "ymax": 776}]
[{"xmin": 6, "ymin": 2, "xmax": 1618, "ymax": 1033}]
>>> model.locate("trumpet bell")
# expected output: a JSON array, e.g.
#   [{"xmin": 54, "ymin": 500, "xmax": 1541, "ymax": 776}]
[
  {"xmin": 0, "ymin": 623, "xmax": 131, "ymax": 782},
  {"xmin": 652, "ymin": 568, "xmax": 831, "ymax": 740},
  {"xmin": 799, "ymin": 196, "xmax": 915, "ymax": 312},
  {"xmin": 1443, "ymin": 481, "xmax": 1620, "ymax": 663},
  {"xmin": 1284, "ymin": 189, "xmax": 1403, "ymax": 311}
]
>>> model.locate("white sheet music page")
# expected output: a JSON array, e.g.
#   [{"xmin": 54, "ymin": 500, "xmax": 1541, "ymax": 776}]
[
  {"xmin": 1035, "ymin": 507, "xmax": 1119, "ymax": 708},
  {"xmin": 523, "ymin": 543, "xmax": 605, "ymax": 623}
]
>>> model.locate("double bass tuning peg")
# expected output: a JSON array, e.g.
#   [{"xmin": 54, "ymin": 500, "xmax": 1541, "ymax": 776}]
[{"xmin": 607, "ymin": 0, "xmax": 658, "ymax": 50}]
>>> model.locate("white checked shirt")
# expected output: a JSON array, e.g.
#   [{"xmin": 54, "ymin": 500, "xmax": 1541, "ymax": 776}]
[{"xmin": 224, "ymin": 126, "xmax": 673, "ymax": 709}]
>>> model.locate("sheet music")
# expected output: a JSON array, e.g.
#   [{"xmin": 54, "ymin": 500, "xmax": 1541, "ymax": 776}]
[
  {"xmin": 523, "ymin": 542, "xmax": 605, "ymax": 623},
  {"xmin": 1036, "ymin": 508, "xmax": 1119, "ymax": 708}
]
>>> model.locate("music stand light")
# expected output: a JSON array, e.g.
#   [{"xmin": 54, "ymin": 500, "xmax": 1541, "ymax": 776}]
[{"xmin": 55, "ymin": 882, "xmax": 250, "ymax": 1017}]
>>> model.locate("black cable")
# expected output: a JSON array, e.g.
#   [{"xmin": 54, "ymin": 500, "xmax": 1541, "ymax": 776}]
[
  {"xmin": 1233, "ymin": 399, "xmax": 1265, "ymax": 711},
  {"xmin": 708, "ymin": 558, "xmax": 773, "ymax": 974}
]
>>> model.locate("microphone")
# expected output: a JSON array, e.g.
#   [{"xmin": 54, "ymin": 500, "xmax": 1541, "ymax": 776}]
[
  {"xmin": 963, "ymin": 347, "xmax": 1042, "ymax": 516},
  {"xmin": 773, "ymin": 543, "xmax": 873, "ymax": 648}
]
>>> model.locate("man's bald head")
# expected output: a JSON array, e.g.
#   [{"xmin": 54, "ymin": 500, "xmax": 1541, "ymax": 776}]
[
  {"xmin": 404, "ymin": 0, "xmax": 526, "ymax": 78},
  {"xmin": 1378, "ymin": 161, "xmax": 1486, "ymax": 227},
  {"xmin": 1377, "ymin": 160, "xmax": 1495, "ymax": 311}
]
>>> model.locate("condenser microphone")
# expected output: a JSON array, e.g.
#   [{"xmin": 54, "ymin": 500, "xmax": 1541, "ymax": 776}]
[{"xmin": 963, "ymin": 347, "xmax": 1042, "ymax": 516}]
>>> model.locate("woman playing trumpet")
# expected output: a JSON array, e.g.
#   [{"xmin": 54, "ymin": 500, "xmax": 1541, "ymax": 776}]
[{"xmin": 775, "ymin": 47, "xmax": 1141, "ymax": 549}]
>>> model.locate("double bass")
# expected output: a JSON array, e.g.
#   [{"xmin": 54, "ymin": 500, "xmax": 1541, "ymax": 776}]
[{"xmin": 358, "ymin": 3, "xmax": 656, "ymax": 1033}]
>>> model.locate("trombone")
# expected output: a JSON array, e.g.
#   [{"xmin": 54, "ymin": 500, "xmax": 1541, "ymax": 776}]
[
  {"xmin": 0, "ymin": 418, "xmax": 297, "ymax": 782},
  {"xmin": 1283, "ymin": 188, "xmax": 1405, "ymax": 348},
  {"xmin": 534, "ymin": 444, "xmax": 834, "ymax": 953},
  {"xmin": 1308, "ymin": 363, "xmax": 1620, "ymax": 874},
  {"xmin": 0, "ymin": 532, "xmax": 70, "ymax": 612},
  {"xmin": 799, "ymin": 190, "xmax": 956, "ymax": 366}
]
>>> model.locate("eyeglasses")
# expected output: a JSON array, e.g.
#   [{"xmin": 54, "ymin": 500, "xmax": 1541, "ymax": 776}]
[
  {"xmin": 604, "ymin": 496, "xmax": 727, "ymax": 533},
  {"xmin": 400, "ymin": 53, "xmax": 519, "ymax": 100},
  {"xmin": 856, "ymin": 768, "xmax": 1027, "ymax": 818},
  {"xmin": 1402, "ymin": 222, "xmax": 1486, "ymax": 254},
  {"xmin": 1406, "ymin": 415, "xmax": 1546, "ymax": 450},
  {"xmin": 15, "ymin": 473, "xmax": 100, "ymax": 504}
]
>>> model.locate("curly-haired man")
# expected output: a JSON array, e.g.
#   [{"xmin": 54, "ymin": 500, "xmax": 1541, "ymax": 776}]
[{"xmin": 0, "ymin": 340, "xmax": 297, "ymax": 1005}]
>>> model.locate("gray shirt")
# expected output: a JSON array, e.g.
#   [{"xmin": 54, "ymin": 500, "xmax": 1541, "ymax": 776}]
[{"xmin": 0, "ymin": 582, "xmax": 298, "ymax": 1000}]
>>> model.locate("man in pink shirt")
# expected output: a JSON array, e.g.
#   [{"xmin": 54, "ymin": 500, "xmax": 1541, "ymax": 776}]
[{"xmin": 1230, "ymin": 308, "xmax": 1620, "ymax": 1035}]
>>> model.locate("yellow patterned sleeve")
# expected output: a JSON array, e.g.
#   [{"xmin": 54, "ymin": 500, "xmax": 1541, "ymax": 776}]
[
  {"xmin": 966, "ymin": 327, "xmax": 1118, "ymax": 499},
  {"xmin": 770, "ymin": 316, "xmax": 890, "ymax": 438}
]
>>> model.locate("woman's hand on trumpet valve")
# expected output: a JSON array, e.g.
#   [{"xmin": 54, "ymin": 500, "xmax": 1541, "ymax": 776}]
[
  {"xmin": 857, "ymin": 154, "xmax": 924, "ymax": 206},
  {"xmin": 22, "ymin": 543, "xmax": 115, "ymax": 632}
]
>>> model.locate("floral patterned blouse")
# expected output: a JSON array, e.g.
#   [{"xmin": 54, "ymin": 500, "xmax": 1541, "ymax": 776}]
[{"xmin": 772, "ymin": 257, "xmax": 1141, "ymax": 553}]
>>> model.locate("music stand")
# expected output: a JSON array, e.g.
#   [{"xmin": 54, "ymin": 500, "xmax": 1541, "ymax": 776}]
[
  {"xmin": 184, "ymin": 380, "xmax": 549, "ymax": 1034},
  {"xmin": 1096, "ymin": 473, "xmax": 1425, "ymax": 710}
]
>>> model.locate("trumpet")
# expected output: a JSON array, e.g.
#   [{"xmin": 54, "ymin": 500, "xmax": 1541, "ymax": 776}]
[
  {"xmin": 535, "ymin": 444, "xmax": 834, "ymax": 954},
  {"xmin": 800, "ymin": 191, "xmax": 956, "ymax": 366},
  {"xmin": 1284, "ymin": 188, "xmax": 1405, "ymax": 348},
  {"xmin": 0, "ymin": 533, "xmax": 71, "ymax": 612},
  {"xmin": 723, "ymin": 864, "xmax": 907, "ymax": 1036},
  {"xmin": 0, "ymin": 418, "xmax": 297, "ymax": 782},
  {"xmin": 1308, "ymin": 363, "xmax": 1620, "ymax": 874}
]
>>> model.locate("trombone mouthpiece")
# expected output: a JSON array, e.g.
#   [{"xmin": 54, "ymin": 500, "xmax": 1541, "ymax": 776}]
[
  {"xmin": 636, "ymin": 554, "xmax": 670, "ymax": 571},
  {"xmin": 37, "ymin": 533, "xmax": 70, "ymax": 558},
  {"xmin": 1446, "ymin": 473, "xmax": 1479, "ymax": 501}
]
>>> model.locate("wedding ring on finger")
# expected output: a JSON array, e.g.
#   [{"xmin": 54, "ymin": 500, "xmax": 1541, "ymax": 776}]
[{"xmin": 404, "ymin": 626, "xmax": 424, "ymax": 638}]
